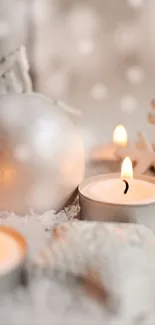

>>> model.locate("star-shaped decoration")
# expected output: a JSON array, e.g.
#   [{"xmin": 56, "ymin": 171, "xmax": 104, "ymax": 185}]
[{"xmin": 116, "ymin": 132, "xmax": 155, "ymax": 174}]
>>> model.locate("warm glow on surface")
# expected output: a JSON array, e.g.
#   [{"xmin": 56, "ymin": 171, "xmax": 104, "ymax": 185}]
[
  {"xmin": 113, "ymin": 125, "xmax": 128, "ymax": 146},
  {"xmin": 0, "ymin": 165, "xmax": 16, "ymax": 186},
  {"xmin": 121, "ymin": 156, "xmax": 133, "ymax": 179}
]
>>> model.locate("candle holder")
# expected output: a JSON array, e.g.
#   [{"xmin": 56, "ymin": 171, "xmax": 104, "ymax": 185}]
[
  {"xmin": 0, "ymin": 225, "xmax": 27, "ymax": 294},
  {"xmin": 79, "ymin": 173, "xmax": 155, "ymax": 234}
]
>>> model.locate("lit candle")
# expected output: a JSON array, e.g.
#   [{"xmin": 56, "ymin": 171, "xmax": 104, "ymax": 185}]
[
  {"xmin": 113, "ymin": 125, "xmax": 128, "ymax": 147},
  {"xmin": 81, "ymin": 157, "xmax": 155, "ymax": 204},
  {"xmin": 91, "ymin": 125, "xmax": 128, "ymax": 161},
  {"xmin": 0, "ymin": 226, "xmax": 27, "ymax": 293},
  {"xmin": 79, "ymin": 157, "xmax": 155, "ymax": 232}
]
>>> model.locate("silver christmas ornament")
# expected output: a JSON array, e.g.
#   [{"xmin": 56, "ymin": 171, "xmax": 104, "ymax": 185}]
[{"xmin": 0, "ymin": 93, "xmax": 84, "ymax": 214}]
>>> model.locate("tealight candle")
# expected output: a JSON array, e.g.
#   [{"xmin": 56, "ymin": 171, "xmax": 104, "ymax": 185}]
[
  {"xmin": 0, "ymin": 226, "xmax": 27, "ymax": 294},
  {"xmin": 91, "ymin": 125, "xmax": 128, "ymax": 161},
  {"xmin": 87, "ymin": 157, "xmax": 155, "ymax": 205},
  {"xmin": 79, "ymin": 157, "xmax": 155, "ymax": 233}
]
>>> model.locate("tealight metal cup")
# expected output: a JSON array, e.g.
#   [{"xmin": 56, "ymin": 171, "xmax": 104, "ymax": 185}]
[
  {"xmin": 79, "ymin": 173, "xmax": 155, "ymax": 234},
  {"xmin": 0, "ymin": 225, "xmax": 27, "ymax": 294}
]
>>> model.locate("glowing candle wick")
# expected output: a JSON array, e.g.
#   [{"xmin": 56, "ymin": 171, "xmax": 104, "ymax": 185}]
[
  {"xmin": 122, "ymin": 179, "xmax": 129, "ymax": 194},
  {"xmin": 121, "ymin": 157, "xmax": 133, "ymax": 194}
]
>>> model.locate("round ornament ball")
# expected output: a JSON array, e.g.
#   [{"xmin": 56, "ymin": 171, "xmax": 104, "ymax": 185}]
[{"xmin": 0, "ymin": 93, "xmax": 84, "ymax": 214}]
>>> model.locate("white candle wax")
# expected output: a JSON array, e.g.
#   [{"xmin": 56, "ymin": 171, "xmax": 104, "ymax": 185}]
[
  {"xmin": 81, "ymin": 178, "xmax": 155, "ymax": 205},
  {"xmin": 0, "ymin": 230, "xmax": 23, "ymax": 275}
]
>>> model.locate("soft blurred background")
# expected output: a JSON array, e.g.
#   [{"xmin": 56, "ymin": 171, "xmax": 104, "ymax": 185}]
[
  {"xmin": 3, "ymin": 0, "xmax": 155, "ymax": 156},
  {"xmin": 0, "ymin": 3, "xmax": 155, "ymax": 323}
]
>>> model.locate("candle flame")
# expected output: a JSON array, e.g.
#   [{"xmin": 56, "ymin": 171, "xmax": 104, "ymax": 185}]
[
  {"xmin": 113, "ymin": 125, "xmax": 127, "ymax": 146},
  {"xmin": 121, "ymin": 156, "xmax": 133, "ymax": 179}
]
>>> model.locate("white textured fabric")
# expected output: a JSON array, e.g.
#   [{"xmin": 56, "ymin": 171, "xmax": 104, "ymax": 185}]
[{"xmin": 0, "ymin": 210, "xmax": 155, "ymax": 325}]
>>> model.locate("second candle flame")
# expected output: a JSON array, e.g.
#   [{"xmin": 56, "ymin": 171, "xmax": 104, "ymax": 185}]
[
  {"xmin": 113, "ymin": 125, "xmax": 128, "ymax": 146},
  {"xmin": 121, "ymin": 156, "xmax": 133, "ymax": 179}
]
